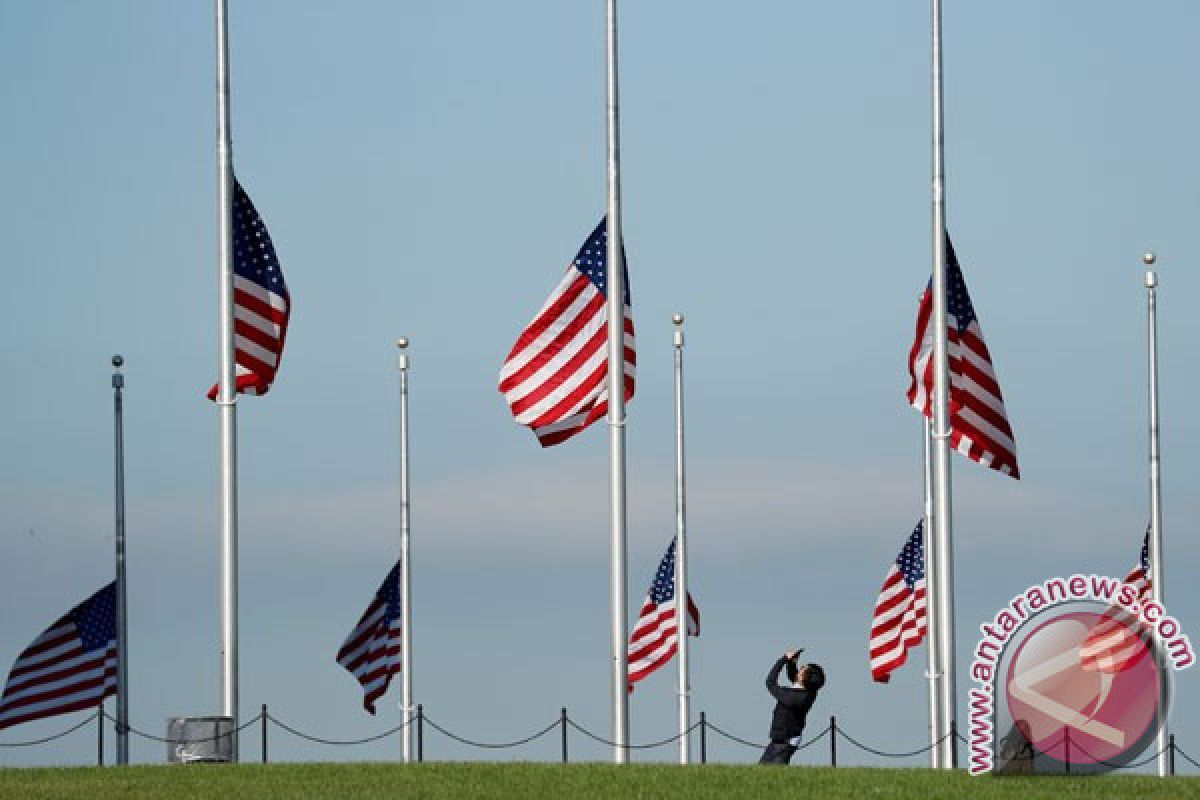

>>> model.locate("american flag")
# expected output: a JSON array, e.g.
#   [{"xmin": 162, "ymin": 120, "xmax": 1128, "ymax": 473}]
[
  {"xmin": 336, "ymin": 561, "xmax": 403, "ymax": 714},
  {"xmin": 907, "ymin": 235, "xmax": 1019, "ymax": 478},
  {"xmin": 0, "ymin": 583, "xmax": 117, "ymax": 730},
  {"xmin": 628, "ymin": 539, "xmax": 699, "ymax": 690},
  {"xmin": 1080, "ymin": 528, "xmax": 1152, "ymax": 673},
  {"xmin": 498, "ymin": 218, "xmax": 635, "ymax": 447},
  {"xmin": 207, "ymin": 178, "xmax": 291, "ymax": 400},
  {"xmin": 869, "ymin": 521, "xmax": 929, "ymax": 683}
]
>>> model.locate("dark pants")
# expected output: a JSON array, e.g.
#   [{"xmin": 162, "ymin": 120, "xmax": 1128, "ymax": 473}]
[{"xmin": 758, "ymin": 741, "xmax": 797, "ymax": 765}]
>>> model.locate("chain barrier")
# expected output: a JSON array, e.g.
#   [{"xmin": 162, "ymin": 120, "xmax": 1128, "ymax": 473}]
[
  {"xmin": 1001, "ymin": 730, "xmax": 1170, "ymax": 772},
  {"xmin": 5, "ymin": 706, "xmax": 1196, "ymax": 773},
  {"xmin": 103, "ymin": 710, "xmax": 263, "ymax": 745},
  {"xmin": 1176, "ymin": 746, "xmax": 1200, "ymax": 770},
  {"xmin": 836, "ymin": 728, "xmax": 952, "ymax": 758},
  {"xmin": 421, "ymin": 715, "xmax": 559, "ymax": 750},
  {"xmin": 266, "ymin": 712, "xmax": 412, "ymax": 747},
  {"xmin": 705, "ymin": 721, "xmax": 830, "ymax": 752},
  {"xmin": 0, "ymin": 714, "xmax": 97, "ymax": 748},
  {"xmin": 1062, "ymin": 739, "xmax": 1170, "ymax": 771},
  {"xmin": 565, "ymin": 718, "xmax": 701, "ymax": 750}
]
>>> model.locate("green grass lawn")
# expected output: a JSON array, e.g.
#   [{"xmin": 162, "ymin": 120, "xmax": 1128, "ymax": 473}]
[{"xmin": 2, "ymin": 763, "xmax": 1199, "ymax": 800}]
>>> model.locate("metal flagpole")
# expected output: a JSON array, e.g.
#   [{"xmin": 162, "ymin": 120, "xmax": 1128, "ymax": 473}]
[
  {"xmin": 672, "ymin": 314, "xmax": 691, "ymax": 765},
  {"xmin": 214, "ymin": 0, "xmax": 240, "ymax": 761},
  {"xmin": 112, "ymin": 355, "xmax": 129, "ymax": 766},
  {"xmin": 1143, "ymin": 253, "xmax": 1168, "ymax": 778},
  {"xmin": 929, "ymin": 0, "xmax": 957, "ymax": 769},
  {"xmin": 604, "ymin": 0, "xmax": 630, "ymax": 764},
  {"xmin": 396, "ymin": 338, "xmax": 414, "ymax": 763},
  {"xmin": 922, "ymin": 418, "xmax": 942, "ymax": 769}
]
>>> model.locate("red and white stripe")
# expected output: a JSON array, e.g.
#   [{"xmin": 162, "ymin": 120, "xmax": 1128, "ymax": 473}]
[
  {"xmin": 1080, "ymin": 564, "xmax": 1153, "ymax": 674},
  {"xmin": 907, "ymin": 253, "xmax": 1019, "ymax": 479},
  {"xmin": 336, "ymin": 581, "xmax": 402, "ymax": 715},
  {"xmin": 499, "ymin": 266, "xmax": 635, "ymax": 447},
  {"xmin": 229, "ymin": 274, "xmax": 289, "ymax": 396},
  {"xmin": 869, "ymin": 568, "xmax": 928, "ymax": 683},
  {"xmin": 0, "ymin": 622, "xmax": 116, "ymax": 730},
  {"xmin": 627, "ymin": 594, "xmax": 699, "ymax": 690}
]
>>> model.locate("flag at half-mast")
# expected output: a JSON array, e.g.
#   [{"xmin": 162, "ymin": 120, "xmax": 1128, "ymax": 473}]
[
  {"xmin": 627, "ymin": 538, "xmax": 699, "ymax": 690},
  {"xmin": 336, "ymin": 561, "xmax": 403, "ymax": 714},
  {"xmin": 869, "ymin": 521, "xmax": 928, "ymax": 683},
  {"xmin": 0, "ymin": 583, "xmax": 117, "ymax": 730},
  {"xmin": 1080, "ymin": 528, "xmax": 1153, "ymax": 673},
  {"xmin": 498, "ymin": 218, "xmax": 635, "ymax": 446},
  {"xmin": 907, "ymin": 235, "xmax": 1019, "ymax": 478},
  {"xmin": 207, "ymin": 178, "xmax": 291, "ymax": 399}
]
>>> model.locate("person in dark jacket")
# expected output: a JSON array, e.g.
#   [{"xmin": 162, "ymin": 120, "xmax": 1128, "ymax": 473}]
[{"xmin": 759, "ymin": 650, "xmax": 825, "ymax": 765}]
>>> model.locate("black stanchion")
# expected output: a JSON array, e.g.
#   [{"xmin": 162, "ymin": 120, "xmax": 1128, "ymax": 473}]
[
  {"xmin": 699, "ymin": 712, "xmax": 707, "ymax": 764},
  {"xmin": 950, "ymin": 719, "xmax": 957, "ymax": 769},
  {"xmin": 1064, "ymin": 727, "xmax": 1071, "ymax": 775},
  {"xmin": 1170, "ymin": 734, "xmax": 1176, "ymax": 776},
  {"xmin": 97, "ymin": 707, "xmax": 104, "ymax": 767},
  {"xmin": 261, "ymin": 704, "xmax": 268, "ymax": 764},
  {"xmin": 830, "ymin": 716, "xmax": 837, "ymax": 768},
  {"xmin": 417, "ymin": 704, "xmax": 424, "ymax": 762},
  {"xmin": 560, "ymin": 708, "xmax": 568, "ymax": 763}
]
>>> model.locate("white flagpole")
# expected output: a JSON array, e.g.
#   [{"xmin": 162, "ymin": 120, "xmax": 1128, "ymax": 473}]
[
  {"xmin": 112, "ymin": 355, "xmax": 129, "ymax": 766},
  {"xmin": 922, "ymin": 418, "xmax": 942, "ymax": 768},
  {"xmin": 929, "ymin": 0, "xmax": 958, "ymax": 769},
  {"xmin": 214, "ymin": 0, "xmax": 240, "ymax": 760},
  {"xmin": 1143, "ymin": 253, "xmax": 1168, "ymax": 778},
  {"xmin": 672, "ymin": 313, "xmax": 691, "ymax": 765},
  {"xmin": 396, "ymin": 338, "xmax": 414, "ymax": 763},
  {"xmin": 604, "ymin": 0, "xmax": 630, "ymax": 764}
]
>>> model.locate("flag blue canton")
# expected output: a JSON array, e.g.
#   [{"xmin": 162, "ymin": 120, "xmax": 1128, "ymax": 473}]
[
  {"xmin": 73, "ymin": 583, "xmax": 116, "ymax": 652},
  {"xmin": 923, "ymin": 240, "xmax": 977, "ymax": 334},
  {"xmin": 378, "ymin": 561, "xmax": 402, "ymax": 621},
  {"xmin": 648, "ymin": 540, "xmax": 678, "ymax": 603},
  {"xmin": 945, "ymin": 241, "xmax": 977, "ymax": 333},
  {"xmin": 1139, "ymin": 530, "xmax": 1150, "ymax": 572},
  {"xmin": 897, "ymin": 522, "xmax": 925, "ymax": 589},
  {"xmin": 233, "ymin": 180, "xmax": 288, "ymax": 297},
  {"xmin": 573, "ymin": 218, "xmax": 631, "ymax": 304}
]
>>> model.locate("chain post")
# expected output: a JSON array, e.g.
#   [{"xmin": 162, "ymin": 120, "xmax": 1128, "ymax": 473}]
[
  {"xmin": 699, "ymin": 711, "xmax": 707, "ymax": 764},
  {"xmin": 1064, "ymin": 727, "xmax": 1071, "ymax": 774},
  {"xmin": 97, "ymin": 707, "xmax": 104, "ymax": 767},
  {"xmin": 830, "ymin": 716, "xmax": 837, "ymax": 767},
  {"xmin": 416, "ymin": 704, "xmax": 424, "ymax": 762},
  {"xmin": 1170, "ymin": 734, "xmax": 1176, "ymax": 776},
  {"xmin": 261, "ymin": 704, "xmax": 268, "ymax": 763},
  {"xmin": 560, "ymin": 707, "xmax": 568, "ymax": 763}
]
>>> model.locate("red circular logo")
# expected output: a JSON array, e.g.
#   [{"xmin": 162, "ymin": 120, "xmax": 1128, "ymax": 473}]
[{"xmin": 1004, "ymin": 609, "xmax": 1163, "ymax": 768}]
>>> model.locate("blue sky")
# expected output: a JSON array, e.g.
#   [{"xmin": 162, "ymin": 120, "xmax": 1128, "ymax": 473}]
[{"xmin": 2, "ymin": 0, "xmax": 1199, "ymax": 768}]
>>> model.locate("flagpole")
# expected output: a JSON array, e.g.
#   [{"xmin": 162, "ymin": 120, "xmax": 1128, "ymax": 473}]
[
  {"xmin": 604, "ymin": 0, "xmax": 630, "ymax": 764},
  {"xmin": 672, "ymin": 313, "xmax": 692, "ymax": 765},
  {"xmin": 396, "ymin": 337, "xmax": 414, "ymax": 763},
  {"xmin": 929, "ymin": 0, "xmax": 957, "ymax": 769},
  {"xmin": 1143, "ymin": 253, "xmax": 1168, "ymax": 778},
  {"xmin": 922, "ymin": 418, "xmax": 942, "ymax": 769},
  {"xmin": 214, "ymin": 0, "xmax": 240, "ymax": 760},
  {"xmin": 111, "ymin": 355, "xmax": 129, "ymax": 766}
]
